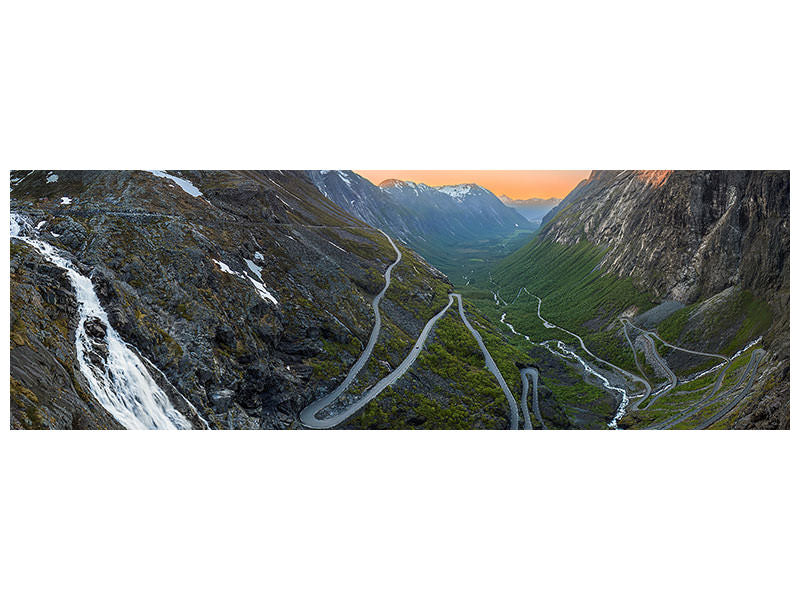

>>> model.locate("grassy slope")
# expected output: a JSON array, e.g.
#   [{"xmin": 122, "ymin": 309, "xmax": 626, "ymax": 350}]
[
  {"xmin": 463, "ymin": 238, "xmax": 654, "ymax": 375},
  {"xmin": 657, "ymin": 289, "xmax": 772, "ymax": 356}
]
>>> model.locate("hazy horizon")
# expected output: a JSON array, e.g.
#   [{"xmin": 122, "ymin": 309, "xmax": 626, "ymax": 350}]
[{"xmin": 355, "ymin": 170, "xmax": 590, "ymax": 201}]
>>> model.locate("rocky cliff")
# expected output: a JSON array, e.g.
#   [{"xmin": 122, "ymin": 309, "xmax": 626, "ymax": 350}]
[{"xmin": 542, "ymin": 170, "xmax": 788, "ymax": 309}]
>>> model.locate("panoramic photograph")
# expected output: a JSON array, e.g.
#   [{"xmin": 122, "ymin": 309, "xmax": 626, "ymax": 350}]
[
  {"xmin": 9, "ymin": 170, "xmax": 789, "ymax": 430},
  {"xmin": 6, "ymin": 3, "xmax": 797, "ymax": 599}
]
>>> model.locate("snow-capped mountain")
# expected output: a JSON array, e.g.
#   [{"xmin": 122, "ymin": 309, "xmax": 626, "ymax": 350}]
[{"xmin": 308, "ymin": 171, "xmax": 530, "ymax": 267}]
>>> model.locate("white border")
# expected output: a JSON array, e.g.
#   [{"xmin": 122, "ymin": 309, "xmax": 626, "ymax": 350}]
[{"xmin": 2, "ymin": 2, "xmax": 797, "ymax": 599}]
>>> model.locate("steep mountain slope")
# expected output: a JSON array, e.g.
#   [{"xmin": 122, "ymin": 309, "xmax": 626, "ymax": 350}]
[
  {"xmin": 541, "ymin": 170, "xmax": 788, "ymax": 306},
  {"xmin": 472, "ymin": 170, "xmax": 789, "ymax": 429},
  {"xmin": 10, "ymin": 170, "xmax": 533, "ymax": 430},
  {"xmin": 380, "ymin": 178, "xmax": 528, "ymax": 242},
  {"xmin": 308, "ymin": 171, "xmax": 534, "ymax": 279}
]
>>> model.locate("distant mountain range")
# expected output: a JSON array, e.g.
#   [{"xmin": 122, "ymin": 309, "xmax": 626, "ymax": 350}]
[
  {"xmin": 307, "ymin": 171, "xmax": 533, "ymax": 271},
  {"xmin": 497, "ymin": 195, "xmax": 561, "ymax": 226},
  {"xmin": 498, "ymin": 195, "xmax": 561, "ymax": 207}
]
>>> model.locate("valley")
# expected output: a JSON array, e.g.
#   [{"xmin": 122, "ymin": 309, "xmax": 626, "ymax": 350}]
[
  {"xmin": 459, "ymin": 170, "xmax": 788, "ymax": 430},
  {"xmin": 9, "ymin": 170, "xmax": 790, "ymax": 430}
]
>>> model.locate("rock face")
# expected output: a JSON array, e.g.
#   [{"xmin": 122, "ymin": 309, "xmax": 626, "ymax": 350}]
[
  {"xmin": 10, "ymin": 170, "xmax": 525, "ymax": 430},
  {"xmin": 534, "ymin": 170, "xmax": 790, "ymax": 428},
  {"xmin": 308, "ymin": 171, "xmax": 530, "ymax": 263},
  {"xmin": 541, "ymin": 170, "xmax": 789, "ymax": 307}
]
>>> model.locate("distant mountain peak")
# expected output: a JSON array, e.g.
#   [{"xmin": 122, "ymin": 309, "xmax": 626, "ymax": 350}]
[
  {"xmin": 378, "ymin": 179, "xmax": 435, "ymax": 193},
  {"xmin": 635, "ymin": 170, "xmax": 674, "ymax": 187},
  {"xmin": 437, "ymin": 183, "xmax": 489, "ymax": 202},
  {"xmin": 378, "ymin": 178, "xmax": 407, "ymax": 189}
]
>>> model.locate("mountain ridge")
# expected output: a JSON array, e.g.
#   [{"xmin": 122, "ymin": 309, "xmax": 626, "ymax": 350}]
[{"xmin": 308, "ymin": 170, "xmax": 534, "ymax": 277}]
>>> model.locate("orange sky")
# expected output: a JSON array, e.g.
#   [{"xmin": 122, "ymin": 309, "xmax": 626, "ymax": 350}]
[{"xmin": 355, "ymin": 170, "xmax": 591, "ymax": 200}]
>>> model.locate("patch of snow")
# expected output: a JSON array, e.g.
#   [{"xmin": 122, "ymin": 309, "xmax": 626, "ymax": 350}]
[
  {"xmin": 328, "ymin": 241, "xmax": 346, "ymax": 253},
  {"xmin": 246, "ymin": 275, "xmax": 279, "ymax": 305},
  {"xmin": 36, "ymin": 221, "xmax": 46, "ymax": 230},
  {"xmin": 338, "ymin": 171, "xmax": 353, "ymax": 189},
  {"xmin": 244, "ymin": 258, "xmax": 262, "ymax": 279},
  {"xmin": 254, "ymin": 251, "xmax": 264, "ymax": 261},
  {"xmin": 10, "ymin": 171, "xmax": 35, "ymax": 191},
  {"xmin": 46, "ymin": 173, "xmax": 59, "ymax": 184},
  {"xmin": 214, "ymin": 258, "xmax": 279, "ymax": 307},
  {"xmin": 438, "ymin": 184, "xmax": 474, "ymax": 203},
  {"xmin": 212, "ymin": 259, "xmax": 237, "ymax": 276},
  {"xmin": 146, "ymin": 170, "xmax": 203, "ymax": 197},
  {"xmin": 59, "ymin": 197, "xmax": 72, "ymax": 205}
]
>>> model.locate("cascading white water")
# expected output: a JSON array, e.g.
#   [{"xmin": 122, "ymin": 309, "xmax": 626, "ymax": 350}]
[
  {"xmin": 540, "ymin": 339, "xmax": 631, "ymax": 427},
  {"xmin": 498, "ymin": 287, "xmax": 637, "ymax": 429},
  {"xmin": 10, "ymin": 213, "xmax": 193, "ymax": 430}
]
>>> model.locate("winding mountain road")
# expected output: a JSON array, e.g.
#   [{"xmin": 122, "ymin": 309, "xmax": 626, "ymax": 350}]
[
  {"xmin": 300, "ymin": 295, "xmax": 456, "ymax": 428},
  {"xmin": 617, "ymin": 317, "xmax": 755, "ymax": 429},
  {"xmin": 651, "ymin": 348, "xmax": 764, "ymax": 430},
  {"xmin": 302, "ymin": 292, "xmax": 521, "ymax": 429},
  {"xmin": 641, "ymin": 335, "xmax": 677, "ymax": 409},
  {"xmin": 494, "ymin": 289, "xmax": 763, "ymax": 430},
  {"xmin": 533, "ymin": 296, "xmax": 646, "ymax": 388},
  {"xmin": 299, "ymin": 230, "xmax": 401, "ymax": 427},
  {"xmin": 300, "ymin": 229, "xmax": 522, "ymax": 429},
  {"xmin": 621, "ymin": 319, "xmax": 729, "ymax": 364},
  {"xmin": 694, "ymin": 349, "xmax": 765, "ymax": 429},
  {"xmin": 455, "ymin": 294, "xmax": 520, "ymax": 430},
  {"xmin": 621, "ymin": 319, "xmax": 675, "ymax": 410},
  {"xmin": 520, "ymin": 367, "xmax": 546, "ymax": 429},
  {"xmin": 622, "ymin": 321, "xmax": 654, "ymax": 410}
]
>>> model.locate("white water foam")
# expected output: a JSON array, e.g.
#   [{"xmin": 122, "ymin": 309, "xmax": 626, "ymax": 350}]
[{"xmin": 11, "ymin": 213, "xmax": 192, "ymax": 430}]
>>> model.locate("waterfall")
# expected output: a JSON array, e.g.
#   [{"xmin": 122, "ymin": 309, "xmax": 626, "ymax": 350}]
[{"xmin": 11, "ymin": 213, "xmax": 193, "ymax": 430}]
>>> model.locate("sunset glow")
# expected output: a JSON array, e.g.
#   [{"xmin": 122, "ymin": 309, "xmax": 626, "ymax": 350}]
[{"xmin": 355, "ymin": 170, "xmax": 592, "ymax": 200}]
